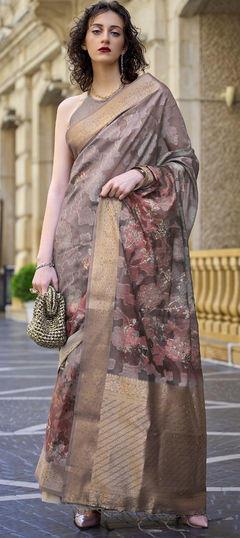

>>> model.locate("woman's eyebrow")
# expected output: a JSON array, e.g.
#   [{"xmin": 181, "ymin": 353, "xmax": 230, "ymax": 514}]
[{"xmin": 90, "ymin": 23, "xmax": 122, "ymax": 29}]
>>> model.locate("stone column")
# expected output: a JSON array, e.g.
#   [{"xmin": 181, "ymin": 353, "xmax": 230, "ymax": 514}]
[
  {"xmin": 128, "ymin": 0, "xmax": 168, "ymax": 84},
  {"xmin": 178, "ymin": 14, "xmax": 201, "ymax": 250},
  {"xmin": 14, "ymin": 75, "xmax": 32, "ymax": 272},
  {"xmin": 0, "ymin": 106, "xmax": 16, "ymax": 266}
]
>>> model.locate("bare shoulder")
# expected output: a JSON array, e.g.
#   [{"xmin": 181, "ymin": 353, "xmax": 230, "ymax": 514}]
[{"xmin": 57, "ymin": 93, "xmax": 88, "ymax": 120}]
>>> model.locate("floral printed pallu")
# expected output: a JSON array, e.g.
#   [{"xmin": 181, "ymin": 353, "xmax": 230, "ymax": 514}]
[{"xmin": 35, "ymin": 73, "xmax": 206, "ymax": 516}]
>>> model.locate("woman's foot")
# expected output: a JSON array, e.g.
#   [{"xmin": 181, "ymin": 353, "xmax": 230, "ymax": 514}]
[
  {"xmin": 180, "ymin": 514, "xmax": 208, "ymax": 528},
  {"xmin": 74, "ymin": 509, "xmax": 101, "ymax": 529}
]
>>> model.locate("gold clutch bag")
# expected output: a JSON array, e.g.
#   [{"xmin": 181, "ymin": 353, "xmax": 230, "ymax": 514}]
[{"xmin": 27, "ymin": 285, "xmax": 67, "ymax": 349}]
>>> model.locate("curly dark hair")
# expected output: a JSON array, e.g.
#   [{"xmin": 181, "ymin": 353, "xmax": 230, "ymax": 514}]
[{"xmin": 67, "ymin": 1, "xmax": 148, "ymax": 91}]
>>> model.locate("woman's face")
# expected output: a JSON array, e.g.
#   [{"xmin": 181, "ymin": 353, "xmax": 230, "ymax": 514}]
[{"xmin": 82, "ymin": 10, "xmax": 126, "ymax": 66}]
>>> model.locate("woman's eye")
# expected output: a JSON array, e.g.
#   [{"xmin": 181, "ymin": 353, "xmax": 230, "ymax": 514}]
[{"xmin": 92, "ymin": 30, "xmax": 120, "ymax": 36}]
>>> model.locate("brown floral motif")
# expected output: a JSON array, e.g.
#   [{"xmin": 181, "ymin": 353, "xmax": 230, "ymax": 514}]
[
  {"xmin": 108, "ymin": 177, "xmax": 197, "ymax": 383},
  {"xmin": 45, "ymin": 346, "xmax": 81, "ymax": 462},
  {"xmin": 65, "ymin": 293, "xmax": 87, "ymax": 337}
]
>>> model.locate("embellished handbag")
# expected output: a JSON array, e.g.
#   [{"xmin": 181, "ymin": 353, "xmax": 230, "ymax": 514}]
[{"xmin": 27, "ymin": 285, "xmax": 67, "ymax": 349}]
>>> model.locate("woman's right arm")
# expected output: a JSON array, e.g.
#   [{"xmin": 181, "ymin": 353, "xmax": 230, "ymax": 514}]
[{"xmin": 32, "ymin": 98, "xmax": 75, "ymax": 296}]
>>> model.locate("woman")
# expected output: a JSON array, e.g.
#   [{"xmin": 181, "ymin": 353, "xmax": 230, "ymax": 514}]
[{"xmin": 33, "ymin": 0, "xmax": 208, "ymax": 530}]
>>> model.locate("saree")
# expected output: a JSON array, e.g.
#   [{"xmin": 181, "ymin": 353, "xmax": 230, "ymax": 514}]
[{"xmin": 35, "ymin": 73, "xmax": 206, "ymax": 516}]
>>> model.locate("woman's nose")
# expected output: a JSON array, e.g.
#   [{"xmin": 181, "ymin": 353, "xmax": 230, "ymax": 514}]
[{"xmin": 101, "ymin": 32, "xmax": 110, "ymax": 43}]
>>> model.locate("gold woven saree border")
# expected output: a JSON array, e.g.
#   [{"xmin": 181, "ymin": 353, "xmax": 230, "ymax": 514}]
[
  {"xmin": 66, "ymin": 73, "xmax": 160, "ymax": 154},
  {"xmin": 62, "ymin": 197, "xmax": 122, "ymax": 503}
]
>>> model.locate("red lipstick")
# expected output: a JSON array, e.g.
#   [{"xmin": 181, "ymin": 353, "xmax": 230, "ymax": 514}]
[{"xmin": 98, "ymin": 47, "xmax": 111, "ymax": 52}]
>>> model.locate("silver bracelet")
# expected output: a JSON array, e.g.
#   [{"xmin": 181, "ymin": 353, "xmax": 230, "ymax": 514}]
[{"xmin": 35, "ymin": 262, "xmax": 55, "ymax": 271}]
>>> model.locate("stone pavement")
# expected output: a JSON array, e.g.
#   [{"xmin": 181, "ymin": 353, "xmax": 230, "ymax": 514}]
[{"xmin": 0, "ymin": 317, "xmax": 239, "ymax": 538}]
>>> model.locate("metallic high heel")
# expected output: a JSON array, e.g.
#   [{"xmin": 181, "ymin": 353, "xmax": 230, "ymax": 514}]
[
  {"xmin": 73, "ymin": 508, "xmax": 101, "ymax": 530},
  {"xmin": 177, "ymin": 514, "xmax": 208, "ymax": 528}
]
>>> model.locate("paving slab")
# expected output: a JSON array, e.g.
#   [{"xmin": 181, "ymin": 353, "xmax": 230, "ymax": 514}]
[{"xmin": 0, "ymin": 318, "xmax": 240, "ymax": 537}]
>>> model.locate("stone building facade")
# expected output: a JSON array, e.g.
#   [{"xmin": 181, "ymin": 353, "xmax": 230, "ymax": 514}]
[{"xmin": 0, "ymin": 0, "xmax": 240, "ymax": 362}]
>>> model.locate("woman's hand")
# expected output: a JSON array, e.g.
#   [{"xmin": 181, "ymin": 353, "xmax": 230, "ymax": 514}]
[
  {"xmin": 32, "ymin": 267, "xmax": 59, "ymax": 296},
  {"xmin": 100, "ymin": 169, "xmax": 143, "ymax": 200}
]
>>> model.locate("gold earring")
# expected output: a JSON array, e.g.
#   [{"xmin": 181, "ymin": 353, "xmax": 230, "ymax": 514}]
[{"xmin": 120, "ymin": 53, "xmax": 124, "ymax": 81}]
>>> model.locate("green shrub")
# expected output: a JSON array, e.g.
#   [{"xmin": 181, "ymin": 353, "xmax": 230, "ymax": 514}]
[{"xmin": 10, "ymin": 264, "xmax": 37, "ymax": 302}]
